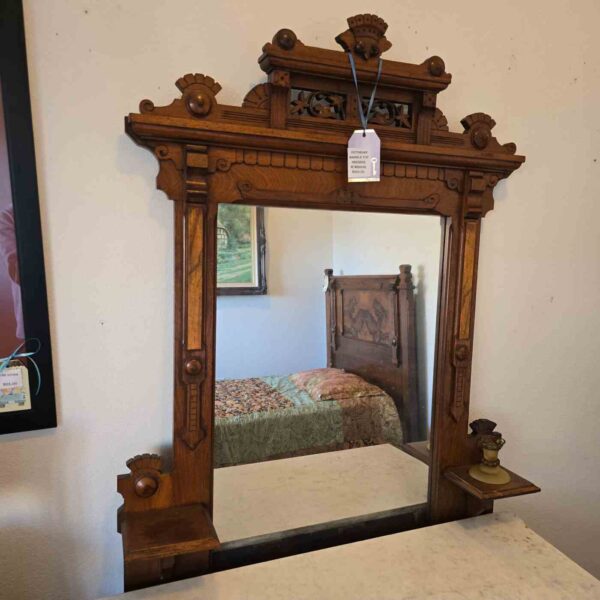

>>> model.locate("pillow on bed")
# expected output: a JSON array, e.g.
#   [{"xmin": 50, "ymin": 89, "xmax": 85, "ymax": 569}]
[{"xmin": 290, "ymin": 368, "xmax": 385, "ymax": 402}]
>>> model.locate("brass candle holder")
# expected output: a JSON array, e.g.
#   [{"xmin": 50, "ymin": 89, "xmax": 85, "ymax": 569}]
[{"xmin": 468, "ymin": 419, "xmax": 511, "ymax": 485}]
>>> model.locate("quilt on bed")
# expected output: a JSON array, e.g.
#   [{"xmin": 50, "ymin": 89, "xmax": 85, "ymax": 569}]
[{"xmin": 214, "ymin": 374, "xmax": 403, "ymax": 468}]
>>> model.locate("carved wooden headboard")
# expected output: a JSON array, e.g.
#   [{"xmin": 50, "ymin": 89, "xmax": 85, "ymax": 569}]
[{"xmin": 325, "ymin": 265, "xmax": 419, "ymax": 442}]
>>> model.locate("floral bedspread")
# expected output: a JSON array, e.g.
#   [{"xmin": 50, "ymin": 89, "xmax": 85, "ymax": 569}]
[
  {"xmin": 215, "ymin": 378, "xmax": 295, "ymax": 417},
  {"xmin": 214, "ymin": 374, "xmax": 403, "ymax": 467}
]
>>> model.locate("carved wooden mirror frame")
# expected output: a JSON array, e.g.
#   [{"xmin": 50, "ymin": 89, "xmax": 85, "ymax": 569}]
[{"xmin": 117, "ymin": 14, "xmax": 529, "ymax": 591}]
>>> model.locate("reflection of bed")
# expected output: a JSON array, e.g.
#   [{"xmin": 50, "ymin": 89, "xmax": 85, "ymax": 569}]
[
  {"xmin": 215, "ymin": 372, "xmax": 403, "ymax": 467},
  {"xmin": 214, "ymin": 267, "xmax": 419, "ymax": 468}
]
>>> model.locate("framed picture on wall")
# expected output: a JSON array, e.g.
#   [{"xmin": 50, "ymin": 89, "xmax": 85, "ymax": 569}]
[
  {"xmin": 216, "ymin": 205, "xmax": 267, "ymax": 295},
  {"xmin": 0, "ymin": 0, "xmax": 57, "ymax": 434}
]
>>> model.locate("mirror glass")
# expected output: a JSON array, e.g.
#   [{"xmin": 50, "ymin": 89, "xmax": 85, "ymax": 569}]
[{"xmin": 212, "ymin": 205, "xmax": 442, "ymax": 544}]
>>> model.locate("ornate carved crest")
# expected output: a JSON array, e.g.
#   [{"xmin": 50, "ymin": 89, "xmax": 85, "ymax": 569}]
[
  {"xmin": 130, "ymin": 14, "xmax": 521, "ymax": 193},
  {"xmin": 335, "ymin": 14, "xmax": 392, "ymax": 60}
]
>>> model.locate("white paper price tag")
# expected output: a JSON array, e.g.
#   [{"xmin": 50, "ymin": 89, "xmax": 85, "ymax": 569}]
[
  {"xmin": 347, "ymin": 129, "xmax": 381, "ymax": 183},
  {"xmin": 0, "ymin": 364, "xmax": 31, "ymax": 413}
]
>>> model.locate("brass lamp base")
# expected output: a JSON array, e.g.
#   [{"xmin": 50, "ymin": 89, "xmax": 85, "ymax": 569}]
[{"xmin": 468, "ymin": 464, "xmax": 511, "ymax": 485}]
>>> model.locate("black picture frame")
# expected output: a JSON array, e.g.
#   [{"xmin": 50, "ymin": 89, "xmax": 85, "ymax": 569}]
[
  {"xmin": 0, "ymin": 0, "xmax": 57, "ymax": 434},
  {"xmin": 216, "ymin": 206, "xmax": 267, "ymax": 296}
]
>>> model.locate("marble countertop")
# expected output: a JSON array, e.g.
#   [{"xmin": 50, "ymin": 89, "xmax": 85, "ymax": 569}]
[
  {"xmin": 103, "ymin": 512, "xmax": 600, "ymax": 599},
  {"xmin": 213, "ymin": 444, "xmax": 429, "ymax": 542}
]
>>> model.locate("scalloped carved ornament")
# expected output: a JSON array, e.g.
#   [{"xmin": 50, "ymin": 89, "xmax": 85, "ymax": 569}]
[
  {"xmin": 461, "ymin": 113, "xmax": 496, "ymax": 150},
  {"xmin": 126, "ymin": 454, "xmax": 163, "ymax": 499},
  {"xmin": 176, "ymin": 73, "xmax": 221, "ymax": 117},
  {"xmin": 153, "ymin": 144, "xmax": 184, "ymax": 202},
  {"xmin": 460, "ymin": 112, "xmax": 518, "ymax": 156},
  {"xmin": 243, "ymin": 83, "xmax": 271, "ymax": 109},
  {"xmin": 140, "ymin": 73, "xmax": 221, "ymax": 119},
  {"xmin": 335, "ymin": 13, "xmax": 392, "ymax": 60},
  {"xmin": 432, "ymin": 108, "xmax": 449, "ymax": 131}
]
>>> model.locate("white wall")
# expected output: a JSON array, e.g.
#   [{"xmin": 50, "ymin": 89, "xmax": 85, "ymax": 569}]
[
  {"xmin": 332, "ymin": 213, "xmax": 441, "ymax": 430},
  {"xmin": 216, "ymin": 208, "xmax": 331, "ymax": 379},
  {"xmin": 0, "ymin": 1, "xmax": 597, "ymax": 598}
]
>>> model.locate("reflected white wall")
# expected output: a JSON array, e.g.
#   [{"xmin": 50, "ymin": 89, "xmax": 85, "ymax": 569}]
[{"xmin": 216, "ymin": 207, "xmax": 332, "ymax": 378}]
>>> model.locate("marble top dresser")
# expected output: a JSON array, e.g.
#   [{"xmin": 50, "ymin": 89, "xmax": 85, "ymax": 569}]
[{"xmin": 103, "ymin": 512, "xmax": 600, "ymax": 599}]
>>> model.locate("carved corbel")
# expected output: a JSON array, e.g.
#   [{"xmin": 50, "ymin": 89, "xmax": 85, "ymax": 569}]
[
  {"xmin": 152, "ymin": 144, "xmax": 184, "ymax": 202},
  {"xmin": 464, "ymin": 170, "xmax": 501, "ymax": 217},
  {"xmin": 444, "ymin": 169, "xmax": 464, "ymax": 193}
]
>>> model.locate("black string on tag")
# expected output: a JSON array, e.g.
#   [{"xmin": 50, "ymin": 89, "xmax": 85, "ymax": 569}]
[{"xmin": 347, "ymin": 53, "xmax": 383, "ymax": 136}]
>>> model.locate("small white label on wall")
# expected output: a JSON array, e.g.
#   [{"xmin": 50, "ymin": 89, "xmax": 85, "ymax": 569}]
[{"xmin": 347, "ymin": 129, "xmax": 381, "ymax": 183}]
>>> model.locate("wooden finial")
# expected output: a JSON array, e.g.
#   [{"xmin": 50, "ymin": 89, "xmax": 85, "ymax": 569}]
[
  {"xmin": 397, "ymin": 264, "xmax": 414, "ymax": 289},
  {"xmin": 272, "ymin": 28, "xmax": 298, "ymax": 51}
]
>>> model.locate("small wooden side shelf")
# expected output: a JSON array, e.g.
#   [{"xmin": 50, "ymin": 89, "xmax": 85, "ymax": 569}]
[
  {"xmin": 122, "ymin": 504, "xmax": 220, "ymax": 563},
  {"xmin": 444, "ymin": 465, "xmax": 540, "ymax": 501},
  {"xmin": 401, "ymin": 441, "xmax": 431, "ymax": 465}
]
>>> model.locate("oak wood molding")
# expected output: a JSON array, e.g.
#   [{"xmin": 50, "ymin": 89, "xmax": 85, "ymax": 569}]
[
  {"xmin": 118, "ymin": 12, "xmax": 527, "ymax": 591},
  {"xmin": 126, "ymin": 115, "xmax": 524, "ymax": 174}
]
